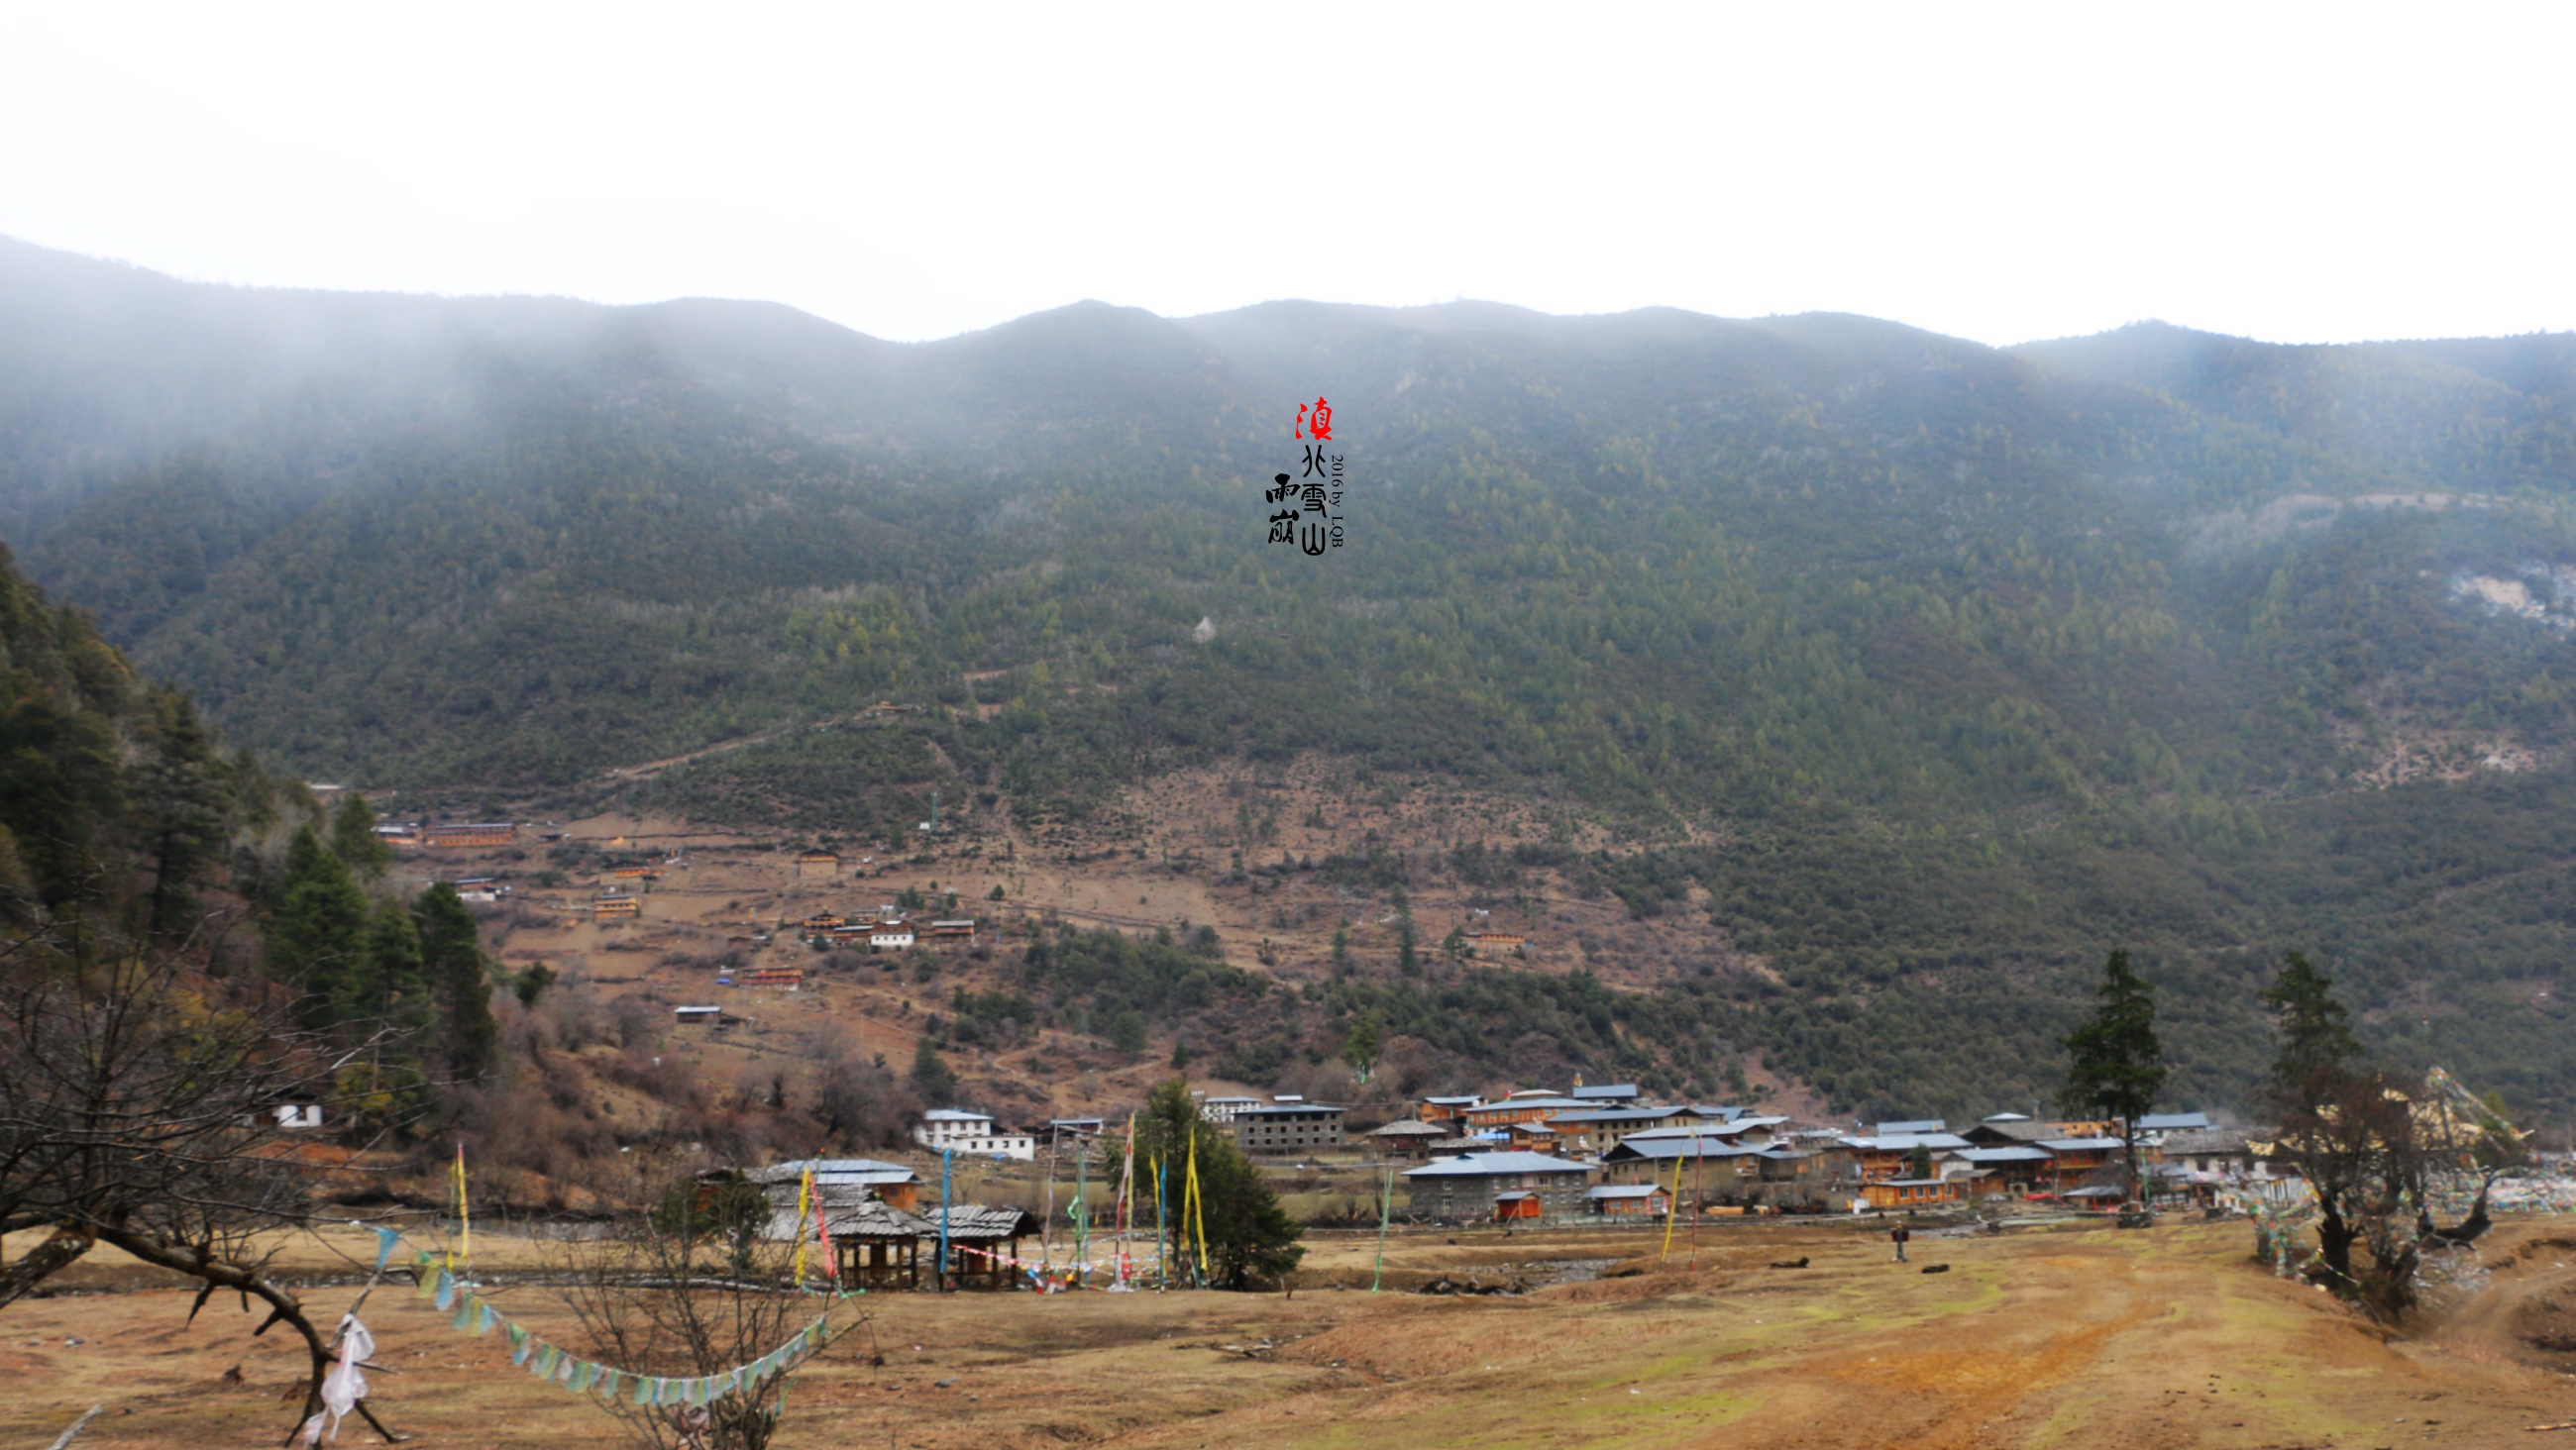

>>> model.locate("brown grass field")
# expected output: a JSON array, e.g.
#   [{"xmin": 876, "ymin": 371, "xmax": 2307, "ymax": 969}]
[{"xmin": 11, "ymin": 1214, "xmax": 2576, "ymax": 1448}]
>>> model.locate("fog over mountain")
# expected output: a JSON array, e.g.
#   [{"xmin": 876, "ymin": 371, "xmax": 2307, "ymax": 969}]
[{"xmin": 11, "ymin": 232, "xmax": 2576, "ymax": 1117}]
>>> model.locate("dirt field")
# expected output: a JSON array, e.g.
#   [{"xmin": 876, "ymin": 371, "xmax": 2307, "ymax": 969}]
[{"xmin": 12, "ymin": 1214, "xmax": 2576, "ymax": 1448}]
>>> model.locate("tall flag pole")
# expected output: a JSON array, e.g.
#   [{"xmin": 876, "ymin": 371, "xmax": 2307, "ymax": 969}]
[
  {"xmin": 1184, "ymin": 1127, "xmax": 1209, "ymax": 1283},
  {"xmin": 937, "ymin": 1149, "xmax": 953, "ymax": 1292},
  {"xmin": 1072, "ymin": 1141, "xmax": 1090, "ymax": 1289},
  {"xmin": 454, "ymin": 1142, "xmax": 471, "ymax": 1280},
  {"xmin": 1371, "ymin": 1165, "xmax": 1394, "ymax": 1292},
  {"xmin": 1659, "ymin": 1142, "xmax": 1688, "ymax": 1262},
  {"xmin": 794, "ymin": 1166, "xmax": 812, "ymax": 1286},
  {"xmin": 1152, "ymin": 1157, "xmax": 1167, "ymax": 1290}
]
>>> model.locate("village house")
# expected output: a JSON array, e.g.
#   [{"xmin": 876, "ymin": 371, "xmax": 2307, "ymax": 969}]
[
  {"xmin": 1567, "ymin": 1082, "xmax": 1642, "ymax": 1105},
  {"xmin": 796, "ymin": 851, "xmax": 840, "ymax": 882},
  {"xmin": 1507, "ymin": 1119, "xmax": 1568, "ymax": 1153},
  {"xmin": 1584, "ymin": 1183, "xmax": 1670, "ymax": 1218},
  {"xmin": 1362, "ymin": 1120, "xmax": 1453, "ymax": 1159},
  {"xmin": 1541, "ymin": 1103, "xmax": 1726, "ymax": 1154},
  {"xmin": 1231, "ymin": 1103, "xmax": 1346, "ymax": 1155},
  {"xmin": 1460, "ymin": 932, "xmax": 1528, "ymax": 958},
  {"xmin": 740, "ymin": 965, "xmax": 805, "ymax": 988},
  {"xmin": 1198, "ymin": 1094, "xmax": 1264, "ymax": 1123},
  {"xmin": 1959, "ymin": 1114, "xmax": 2055, "ymax": 1148},
  {"xmin": 912, "ymin": 1109, "xmax": 1035, "ymax": 1161},
  {"xmin": 1417, "ymin": 1093, "xmax": 1484, "ymax": 1125},
  {"xmin": 424, "ymin": 822, "xmax": 518, "ymax": 849},
  {"xmin": 1827, "ymin": 1132, "xmax": 1972, "ymax": 1184},
  {"xmin": 673, "ymin": 1004, "xmax": 724, "ymax": 1027},
  {"xmin": 2156, "ymin": 1125, "xmax": 2257, "ymax": 1178},
  {"xmin": 2036, "ymin": 1137, "xmax": 2125, "ymax": 1192},
  {"xmin": 1402, "ymin": 1151, "xmax": 1593, "ymax": 1220},
  {"xmin": 591, "ymin": 895, "xmax": 642, "ymax": 919},
  {"xmin": 1459, "ymin": 1092, "xmax": 1590, "ymax": 1132},
  {"xmin": 801, "ymin": 912, "xmax": 846, "ymax": 933},
  {"xmin": 926, "ymin": 919, "xmax": 977, "ymax": 941},
  {"xmin": 1863, "ymin": 1177, "xmax": 1967, "ymax": 1209},
  {"xmin": 744, "ymin": 1157, "xmax": 924, "ymax": 1214},
  {"xmin": 870, "ymin": 926, "xmax": 916, "ymax": 952},
  {"xmin": 1951, "ymin": 1144, "xmax": 2053, "ymax": 1193}
]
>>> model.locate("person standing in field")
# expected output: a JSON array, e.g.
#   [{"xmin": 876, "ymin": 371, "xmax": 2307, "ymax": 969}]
[{"xmin": 1891, "ymin": 1223, "xmax": 1911, "ymax": 1262}]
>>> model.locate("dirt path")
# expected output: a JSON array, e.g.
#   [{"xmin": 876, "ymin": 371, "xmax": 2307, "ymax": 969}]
[{"xmin": 6, "ymin": 1218, "xmax": 2575, "ymax": 1448}]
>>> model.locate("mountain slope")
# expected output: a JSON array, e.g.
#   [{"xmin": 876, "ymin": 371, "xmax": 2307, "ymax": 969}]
[{"xmin": 9, "ymin": 236, "xmax": 2576, "ymax": 1118}]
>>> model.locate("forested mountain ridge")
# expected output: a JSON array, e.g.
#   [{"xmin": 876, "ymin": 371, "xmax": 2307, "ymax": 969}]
[{"xmin": 10, "ymin": 233, "xmax": 2576, "ymax": 1119}]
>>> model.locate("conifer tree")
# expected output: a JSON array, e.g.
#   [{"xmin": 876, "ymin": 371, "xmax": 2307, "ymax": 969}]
[
  {"xmin": 2261, "ymin": 951, "xmax": 2362, "ymax": 1092},
  {"xmin": 348, "ymin": 899, "xmax": 431, "ymax": 1037},
  {"xmin": 2058, "ymin": 949, "xmax": 2167, "ymax": 1202},
  {"xmin": 412, "ymin": 882, "xmax": 496, "ymax": 1083},
  {"xmin": 267, "ymin": 825, "xmax": 369, "ymax": 1025},
  {"xmin": 328, "ymin": 792, "xmax": 391, "ymax": 880},
  {"xmin": 909, "ymin": 1037, "xmax": 958, "ymax": 1105},
  {"xmin": 1133, "ymin": 1079, "xmax": 1304, "ymax": 1289}
]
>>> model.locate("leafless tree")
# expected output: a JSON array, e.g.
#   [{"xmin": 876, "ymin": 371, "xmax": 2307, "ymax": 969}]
[
  {"xmin": 547, "ymin": 1175, "xmax": 860, "ymax": 1450},
  {"xmin": 0, "ymin": 931, "xmax": 399, "ymax": 1437},
  {"xmin": 2267, "ymin": 1067, "xmax": 2429, "ymax": 1318}
]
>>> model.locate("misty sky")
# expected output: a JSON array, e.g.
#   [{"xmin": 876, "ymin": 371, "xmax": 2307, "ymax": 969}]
[{"xmin": 3, "ymin": 4, "xmax": 2569, "ymax": 348}]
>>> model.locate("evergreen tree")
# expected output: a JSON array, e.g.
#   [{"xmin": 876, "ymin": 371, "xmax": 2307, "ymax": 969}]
[
  {"xmin": 1342, "ymin": 1015, "xmax": 1381, "ymax": 1084},
  {"xmin": 328, "ymin": 792, "xmax": 391, "ymax": 880},
  {"xmin": 347, "ymin": 900, "xmax": 431, "ymax": 1036},
  {"xmin": 2058, "ymin": 949, "xmax": 2167, "ymax": 1201},
  {"xmin": 909, "ymin": 1037, "xmax": 959, "ymax": 1105},
  {"xmin": 1397, "ymin": 919, "xmax": 1419, "ymax": 977},
  {"xmin": 131, "ymin": 686, "xmax": 231, "ymax": 938},
  {"xmin": 267, "ymin": 825, "xmax": 369, "ymax": 1025},
  {"xmin": 412, "ymin": 881, "xmax": 496, "ymax": 1083},
  {"xmin": 1107, "ymin": 1008, "xmax": 1148, "ymax": 1056},
  {"xmin": 1133, "ymin": 1079, "xmax": 1304, "ymax": 1289},
  {"xmin": 2261, "ymin": 951, "xmax": 2363, "ymax": 1094}
]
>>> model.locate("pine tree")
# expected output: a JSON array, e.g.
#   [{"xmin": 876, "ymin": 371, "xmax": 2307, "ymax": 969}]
[
  {"xmin": 348, "ymin": 900, "xmax": 431, "ymax": 1036},
  {"xmin": 328, "ymin": 792, "xmax": 391, "ymax": 880},
  {"xmin": 412, "ymin": 882, "xmax": 496, "ymax": 1083},
  {"xmin": 2058, "ymin": 949, "xmax": 2167, "ymax": 1202},
  {"xmin": 1133, "ymin": 1080, "xmax": 1304, "ymax": 1289},
  {"xmin": 909, "ymin": 1037, "xmax": 959, "ymax": 1105},
  {"xmin": 268, "ymin": 825, "xmax": 370, "ymax": 1025},
  {"xmin": 1342, "ymin": 1015, "xmax": 1381, "ymax": 1084},
  {"xmin": 2261, "ymin": 950, "xmax": 2362, "ymax": 1093}
]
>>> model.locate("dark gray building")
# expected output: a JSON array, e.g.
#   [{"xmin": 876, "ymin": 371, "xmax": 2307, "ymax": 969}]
[
  {"xmin": 1231, "ymin": 1103, "xmax": 1345, "ymax": 1154},
  {"xmin": 1401, "ymin": 1151, "xmax": 1594, "ymax": 1218}
]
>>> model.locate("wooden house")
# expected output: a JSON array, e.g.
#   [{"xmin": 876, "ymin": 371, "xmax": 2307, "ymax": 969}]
[
  {"xmin": 742, "ymin": 966, "xmax": 805, "ymax": 988},
  {"xmin": 800, "ymin": 912, "xmax": 846, "ymax": 933},
  {"xmin": 591, "ymin": 895, "xmax": 642, "ymax": 919},
  {"xmin": 1863, "ymin": 1177, "xmax": 1965, "ymax": 1209},
  {"xmin": 1584, "ymin": 1184, "xmax": 1670, "ymax": 1217},
  {"xmin": 1459, "ymin": 1093, "xmax": 1589, "ymax": 1132},
  {"xmin": 424, "ymin": 823, "xmax": 517, "ymax": 849},
  {"xmin": 1417, "ymin": 1094, "xmax": 1483, "ymax": 1125},
  {"xmin": 926, "ymin": 919, "xmax": 977, "ymax": 941}
]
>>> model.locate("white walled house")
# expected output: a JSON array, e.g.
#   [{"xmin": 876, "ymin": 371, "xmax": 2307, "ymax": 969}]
[{"xmin": 912, "ymin": 1108, "xmax": 1035, "ymax": 1161}]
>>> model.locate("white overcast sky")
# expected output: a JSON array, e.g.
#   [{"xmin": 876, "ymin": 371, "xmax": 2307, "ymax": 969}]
[{"xmin": 2, "ymin": 3, "xmax": 2569, "ymax": 347}]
